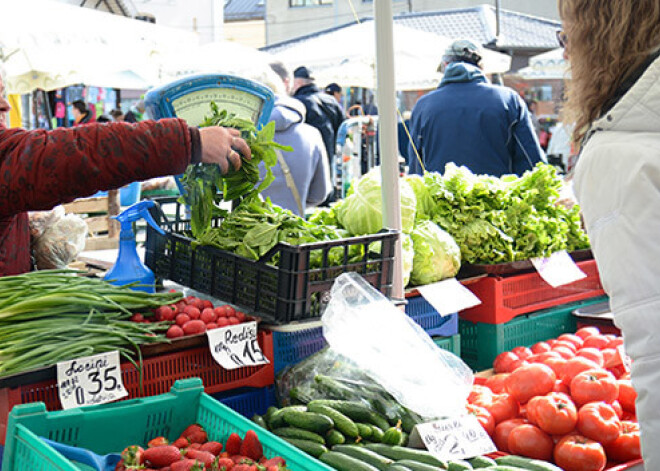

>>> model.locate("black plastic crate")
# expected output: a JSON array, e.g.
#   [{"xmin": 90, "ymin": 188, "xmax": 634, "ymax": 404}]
[{"xmin": 145, "ymin": 199, "xmax": 397, "ymax": 324}]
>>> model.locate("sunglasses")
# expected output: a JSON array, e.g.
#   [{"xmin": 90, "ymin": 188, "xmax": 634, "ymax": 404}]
[{"xmin": 556, "ymin": 30, "xmax": 568, "ymax": 48}]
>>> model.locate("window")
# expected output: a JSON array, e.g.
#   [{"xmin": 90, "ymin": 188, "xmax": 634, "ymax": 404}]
[{"xmin": 290, "ymin": 0, "xmax": 333, "ymax": 7}]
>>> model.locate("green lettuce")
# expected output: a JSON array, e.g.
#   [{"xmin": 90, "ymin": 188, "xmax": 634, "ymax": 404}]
[
  {"xmin": 410, "ymin": 220, "xmax": 461, "ymax": 286},
  {"xmin": 401, "ymin": 233, "xmax": 414, "ymax": 287}
]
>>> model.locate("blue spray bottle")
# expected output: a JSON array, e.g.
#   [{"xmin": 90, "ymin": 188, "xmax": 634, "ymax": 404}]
[{"xmin": 104, "ymin": 200, "xmax": 165, "ymax": 293}]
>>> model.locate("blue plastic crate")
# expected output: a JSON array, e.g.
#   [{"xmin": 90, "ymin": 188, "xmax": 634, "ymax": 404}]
[
  {"xmin": 272, "ymin": 326, "xmax": 326, "ymax": 374},
  {"xmin": 212, "ymin": 386, "xmax": 276, "ymax": 418},
  {"xmin": 405, "ymin": 295, "xmax": 459, "ymax": 337}
]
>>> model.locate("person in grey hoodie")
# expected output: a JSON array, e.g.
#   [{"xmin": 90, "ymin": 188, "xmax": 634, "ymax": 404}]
[{"xmin": 260, "ymin": 62, "xmax": 332, "ymax": 216}]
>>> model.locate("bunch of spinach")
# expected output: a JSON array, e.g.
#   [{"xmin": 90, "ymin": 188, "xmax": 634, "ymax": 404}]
[{"xmin": 179, "ymin": 103, "xmax": 291, "ymax": 238}]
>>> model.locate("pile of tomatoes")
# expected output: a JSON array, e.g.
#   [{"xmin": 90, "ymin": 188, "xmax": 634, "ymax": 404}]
[{"xmin": 466, "ymin": 326, "xmax": 640, "ymax": 471}]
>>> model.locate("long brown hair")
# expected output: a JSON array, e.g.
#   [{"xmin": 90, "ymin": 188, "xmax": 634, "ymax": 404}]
[{"xmin": 558, "ymin": 0, "xmax": 660, "ymax": 142}]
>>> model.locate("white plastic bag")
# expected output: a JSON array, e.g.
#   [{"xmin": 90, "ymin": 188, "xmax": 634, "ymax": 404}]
[
  {"xmin": 322, "ymin": 272, "xmax": 473, "ymax": 419},
  {"xmin": 33, "ymin": 213, "xmax": 88, "ymax": 269}
]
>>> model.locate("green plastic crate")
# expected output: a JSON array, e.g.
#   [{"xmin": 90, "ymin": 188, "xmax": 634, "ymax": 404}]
[
  {"xmin": 433, "ymin": 334, "xmax": 461, "ymax": 357},
  {"xmin": 2, "ymin": 378, "xmax": 332, "ymax": 471},
  {"xmin": 460, "ymin": 297, "xmax": 608, "ymax": 372}
]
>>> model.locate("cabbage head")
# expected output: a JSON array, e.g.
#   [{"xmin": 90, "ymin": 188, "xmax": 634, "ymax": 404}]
[
  {"xmin": 336, "ymin": 167, "xmax": 417, "ymax": 235},
  {"xmin": 401, "ymin": 233, "xmax": 414, "ymax": 287},
  {"xmin": 404, "ymin": 174, "xmax": 434, "ymax": 221},
  {"xmin": 411, "ymin": 220, "xmax": 461, "ymax": 286}
]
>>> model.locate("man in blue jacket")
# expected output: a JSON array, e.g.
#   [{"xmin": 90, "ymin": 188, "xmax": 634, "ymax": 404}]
[{"xmin": 407, "ymin": 40, "xmax": 545, "ymax": 177}]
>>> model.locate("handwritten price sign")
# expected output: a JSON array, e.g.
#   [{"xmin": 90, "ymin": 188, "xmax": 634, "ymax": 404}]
[
  {"xmin": 57, "ymin": 351, "xmax": 128, "ymax": 410},
  {"xmin": 206, "ymin": 321, "xmax": 269, "ymax": 370},
  {"xmin": 410, "ymin": 415, "xmax": 496, "ymax": 461}
]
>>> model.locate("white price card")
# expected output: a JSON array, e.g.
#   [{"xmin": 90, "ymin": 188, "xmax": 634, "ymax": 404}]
[
  {"xmin": 408, "ymin": 415, "xmax": 496, "ymax": 461},
  {"xmin": 417, "ymin": 278, "xmax": 481, "ymax": 316},
  {"xmin": 206, "ymin": 321, "xmax": 270, "ymax": 370},
  {"xmin": 531, "ymin": 250, "xmax": 587, "ymax": 288},
  {"xmin": 56, "ymin": 351, "xmax": 128, "ymax": 410}
]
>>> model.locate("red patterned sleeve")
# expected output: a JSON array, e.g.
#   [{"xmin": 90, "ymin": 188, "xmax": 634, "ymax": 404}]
[{"xmin": 0, "ymin": 118, "xmax": 194, "ymax": 217}]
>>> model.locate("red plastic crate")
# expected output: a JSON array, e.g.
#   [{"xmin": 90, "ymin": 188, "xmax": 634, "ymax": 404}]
[
  {"xmin": 460, "ymin": 259, "xmax": 605, "ymax": 324},
  {"xmin": 0, "ymin": 330, "xmax": 273, "ymax": 446}
]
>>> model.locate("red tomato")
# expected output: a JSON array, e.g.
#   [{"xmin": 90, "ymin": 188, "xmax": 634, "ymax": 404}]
[
  {"xmin": 621, "ymin": 411, "xmax": 637, "ymax": 422},
  {"xmin": 617, "ymin": 379, "xmax": 637, "ymax": 413},
  {"xmin": 560, "ymin": 357, "xmax": 601, "ymax": 385},
  {"xmin": 607, "ymin": 337, "xmax": 624, "ymax": 349},
  {"xmin": 543, "ymin": 357, "xmax": 567, "ymax": 378},
  {"xmin": 570, "ymin": 369, "xmax": 619, "ymax": 406},
  {"xmin": 507, "ymin": 424, "xmax": 554, "ymax": 461},
  {"xmin": 558, "ymin": 333, "xmax": 585, "ymax": 349},
  {"xmin": 606, "ymin": 420, "xmax": 641, "ymax": 463},
  {"xmin": 575, "ymin": 326, "xmax": 601, "ymax": 340},
  {"xmin": 601, "ymin": 348, "xmax": 617, "ymax": 367},
  {"xmin": 611, "ymin": 400, "xmax": 623, "ymax": 419},
  {"xmin": 485, "ymin": 393, "xmax": 520, "ymax": 424},
  {"xmin": 466, "ymin": 404, "xmax": 495, "ymax": 436},
  {"xmin": 582, "ymin": 334, "xmax": 610, "ymax": 350},
  {"xmin": 493, "ymin": 418, "xmax": 528, "ymax": 452},
  {"xmin": 576, "ymin": 347, "xmax": 604, "ymax": 367},
  {"xmin": 552, "ymin": 346, "xmax": 576, "ymax": 359},
  {"xmin": 493, "ymin": 351, "xmax": 520, "ymax": 374},
  {"xmin": 468, "ymin": 385, "xmax": 494, "ymax": 405},
  {"xmin": 546, "ymin": 339, "xmax": 558, "ymax": 347},
  {"xmin": 512, "ymin": 346, "xmax": 533, "ymax": 360},
  {"xmin": 608, "ymin": 365, "xmax": 628, "ymax": 379},
  {"xmin": 529, "ymin": 392, "xmax": 578, "ymax": 435},
  {"xmin": 505, "ymin": 364, "xmax": 556, "ymax": 404},
  {"xmin": 519, "ymin": 403, "xmax": 531, "ymax": 421},
  {"xmin": 484, "ymin": 374, "xmax": 510, "ymax": 394},
  {"xmin": 527, "ymin": 352, "xmax": 561, "ymax": 364},
  {"xmin": 554, "ymin": 434, "xmax": 607, "ymax": 471},
  {"xmin": 553, "ymin": 380, "xmax": 570, "ymax": 394},
  {"xmin": 577, "ymin": 402, "xmax": 621, "ymax": 444},
  {"xmin": 554, "ymin": 340, "xmax": 578, "ymax": 353},
  {"xmin": 531, "ymin": 342, "xmax": 552, "ymax": 354}
]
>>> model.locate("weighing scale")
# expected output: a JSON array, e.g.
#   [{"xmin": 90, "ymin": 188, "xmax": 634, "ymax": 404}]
[{"xmin": 145, "ymin": 74, "xmax": 275, "ymax": 194}]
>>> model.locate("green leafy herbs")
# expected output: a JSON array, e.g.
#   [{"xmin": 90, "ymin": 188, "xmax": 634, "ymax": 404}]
[{"xmin": 179, "ymin": 103, "xmax": 292, "ymax": 238}]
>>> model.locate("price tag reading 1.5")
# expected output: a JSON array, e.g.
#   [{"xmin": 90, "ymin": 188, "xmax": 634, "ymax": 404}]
[
  {"xmin": 410, "ymin": 415, "xmax": 496, "ymax": 461},
  {"xmin": 56, "ymin": 351, "xmax": 128, "ymax": 410},
  {"xmin": 206, "ymin": 321, "xmax": 269, "ymax": 370}
]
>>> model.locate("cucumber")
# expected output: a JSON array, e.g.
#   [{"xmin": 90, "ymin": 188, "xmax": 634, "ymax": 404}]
[
  {"xmin": 447, "ymin": 460, "xmax": 473, "ymax": 471},
  {"xmin": 357, "ymin": 423, "xmax": 374, "ymax": 439},
  {"xmin": 382, "ymin": 423, "xmax": 404, "ymax": 446},
  {"xmin": 265, "ymin": 406, "xmax": 278, "ymax": 426},
  {"xmin": 468, "ymin": 456, "xmax": 497, "ymax": 469},
  {"xmin": 308, "ymin": 400, "xmax": 376, "ymax": 422},
  {"xmin": 273, "ymin": 427, "xmax": 326, "ymax": 444},
  {"xmin": 400, "ymin": 432, "xmax": 409, "ymax": 447},
  {"xmin": 481, "ymin": 467, "xmax": 531, "ymax": 471},
  {"xmin": 364, "ymin": 444, "xmax": 447, "ymax": 468},
  {"xmin": 369, "ymin": 413, "xmax": 392, "ymax": 433},
  {"xmin": 326, "ymin": 429, "xmax": 346, "ymax": 447},
  {"xmin": 308, "ymin": 403, "xmax": 359, "ymax": 438},
  {"xmin": 370, "ymin": 425, "xmax": 384, "ymax": 442},
  {"xmin": 251, "ymin": 414, "xmax": 268, "ymax": 429},
  {"xmin": 387, "ymin": 465, "xmax": 413, "ymax": 471},
  {"xmin": 268, "ymin": 405, "xmax": 306, "ymax": 429},
  {"xmin": 332, "ymin": 444, "xmax": 394, "ymax": 471},
  {"xmin": 395, "ymin": 459, "xmax": 447, "ymax": 471},
  {"xmin": 281, "ymin": 438, "xmax": 328, "ymax": 458},
  {"xmin": 319, "ymin": 450, "xmax": 380, "ymax": 471},
  {"xmin": 494, "ymin": 456, "xmax": 563, "ymax": 471},
  {"xmin": 315, "ymin": 374, "xmax": 358, "ymax": 400},
  {"xmin": 283, "ymin": 409, "xmax": 334, "ymax": 434},
  {"xmin": 289, "ymin": 386, "xmax": 314, "ymax": 404}
]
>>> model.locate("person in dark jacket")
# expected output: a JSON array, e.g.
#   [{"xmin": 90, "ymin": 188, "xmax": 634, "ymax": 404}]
[
  {"xmin": 0, "ymin": 69, "xmax": 251, "ymax": 276},
  {"xmin": 292, "ymin": 66, "xmax": 344, "ymax": 199},
  {"xmin": 71, "ymin": 100, "xmax": 94, "ymax": 126},
  {"xmin": 407, "ymin": 40, "xmax": 545, "ymax": 177}
]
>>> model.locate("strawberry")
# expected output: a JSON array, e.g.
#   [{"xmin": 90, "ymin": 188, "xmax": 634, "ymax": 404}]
[
  {"xmin": 200, "ymin": 441, "xmax": 223, "ymax": 455},
  {"xmin": 262, "ymin": 457, "xmax": 286, "ymax": 468},
  {"xmin": 120, "ymin": 445, "xmax": 144, "ymax": 467},
  {"xmin": 231, "ymin": 465, "xmax": 257, "ymax": 471},
  {"xmin": 114, "ymin": 459, "xmax": 125, "ymax": 471},
  {"xmin": 214, "ymin": 457, "xmax": 235, "ymax": 470},
  {"xmin": 188, "ymin": 443, "xmax": 202, "ymax": 450},
  {"xmin": 142, "ymin": 445, "xmax": 182, "ymax": 467},
  {"xmin": 147, "ymin": 436, "xmax": 169, "ymax": 448},
  {"xmin": 170, "ymin": 459, "xmax": 204, "ymax": 471},
  {"xmin": 184, "ymin": 449, "xmax": 216, "ymax": 467},
  {"xmin": 240, "ymin": 430, "xmax": 263, "ymax": 461},
  {"xmin": 172, "ymin": 437, "xmax": 190, "ymax": 449},
  {"xmin": 188, "ymin": 429, "xmax": 208, "ymax": 444},
  {"xmin": 225, "ymin": 433, "xmax": 242, "ymax": 456},
  {"xmin": 230, "ymin": 456, "xmax": 254, "ymax": 464}
]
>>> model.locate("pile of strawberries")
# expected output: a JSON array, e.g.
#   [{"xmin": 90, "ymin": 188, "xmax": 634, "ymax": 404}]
[
  {"xmin": 129, "ymin": 295, "xmax": 255, "ymax": 339},
  {"xmin": 116, "ymin": 423, "xmax": 288, "ymax": 471},
  {"xmin": 466, "ymin": 326, "xmax": 640, "ymax": 471}
]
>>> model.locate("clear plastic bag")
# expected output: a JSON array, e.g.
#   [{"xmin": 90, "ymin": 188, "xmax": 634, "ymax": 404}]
[
  {"xmin": 28, "ymin": 206, "xmax": 65, "ymax": 239},
  {"xmin": 32, "ymin": 213, "xmax": 88, "ymax": 269},
  {"xmin": 321, "ymin": 272, "xmax": 473, "ymax": 420}
]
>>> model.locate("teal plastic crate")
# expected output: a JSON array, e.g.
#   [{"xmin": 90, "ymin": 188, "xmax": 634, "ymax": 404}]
[
  {"xmin": 433, "ymin": 334, "xmax": 461, "ymax": 357},
  {"xmin": 460, "ymin": 297, "xmax": 608, "ymax": 371},
  {"xmin": 2, "ymin": 378, "xmax": 332, "ymax": 471}
]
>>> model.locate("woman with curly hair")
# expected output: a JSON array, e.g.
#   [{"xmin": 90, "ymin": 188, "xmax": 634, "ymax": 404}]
[{"xmin": 560, "ymin": 0, "xmax": 660, "ymax": 466}]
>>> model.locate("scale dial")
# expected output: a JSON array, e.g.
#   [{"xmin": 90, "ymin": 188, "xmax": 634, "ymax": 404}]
[{"xmin": 171, "ymin": 88, "xmax": 264, "ymax": 127}]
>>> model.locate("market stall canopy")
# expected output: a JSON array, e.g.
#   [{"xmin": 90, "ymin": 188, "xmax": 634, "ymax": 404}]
[
  {"xmin": 517, "ymin": 48, "xmax": 568, "ymax": 80},
  {"xmin": 273, "ymin": 22, "xmax": 511, "ymax": 91},
  {"xmin": 0, "ymin": 0, "xmax": 199, "ymax": 94}
]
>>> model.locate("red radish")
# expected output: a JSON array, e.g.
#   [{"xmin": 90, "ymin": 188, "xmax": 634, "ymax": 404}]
[
  {"xmin": 235, "ymin": 311, "xmax": 247, "ymax": 323},
  {"xmin": 224, "ymin": 305, "xmax": 236, "ymax": 317},
  {"xmin": 166, "ymin": 325, "xmax": 184, "ymax": 339},
  {"xmin": 227, "ymin": 317, "xmax": 240, "ymax": 326},
  {"xmin": 130, "ymin": 313, "xmax": 144, "ymax": 323},
  {"xmin": 183, "ymin": 306, "xmax": 201, "ymax": 320},
  {"xmin": 157, "ymin": 305, "xmax": 176, "ymax": 321},
  {"xmin": 182, "ymin": 320, "xmax": 206, "ymax": 335},
  {"xmin": 206, "ymin": 323, "xmax": 218, "ymax": 330},
  {"xmin": 176, "ymin": 313, "xmax": 190, "ymax": 326},
  {"xmin": 213, "ymin": 306, "xmax": 226, "ymax": 318},
  {"xmin": 201, "ymin": 299, "xmax": 214, "ymax": 310},
  {"xmin": 216, "ymin": 317, "xmax": 230, "ymax": 328},
  {"xmin": 200, "ymin": 308, "xmax": 217, "ymax": 324}
]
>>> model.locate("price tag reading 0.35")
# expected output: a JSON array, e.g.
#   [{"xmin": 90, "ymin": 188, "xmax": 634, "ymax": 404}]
[
  {"xmin": 206, "ymin": 321, "xmax": 269, "ymax": 370},
  {"xmin": 56, "ymin": 351, "xmax": 128, "ymax": 410}
]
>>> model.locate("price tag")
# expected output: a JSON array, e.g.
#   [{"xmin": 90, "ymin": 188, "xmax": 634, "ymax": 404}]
[
  {"xmin": 56, "ymin": 351, "xmax": 127, "ymax": 410},
  {"xmin": 206, "ymin": 321, "xmax": 269, "ymax": 370},
  {"xmin": 408, "ymin": 415, "xmax": 496, "ymax": 461},
  {"xmin": 417, "ymin": 278, "xmax": 481, "ymax": 316},
  {"xmin": 531, "ymin": 250, "xmax": 586, "ymax": 288}
]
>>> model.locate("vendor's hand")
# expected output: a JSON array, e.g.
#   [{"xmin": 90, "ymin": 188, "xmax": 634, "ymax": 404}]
[{"xmin": 199, "ymin": 127, "xmax": 251, "ymax": 174}]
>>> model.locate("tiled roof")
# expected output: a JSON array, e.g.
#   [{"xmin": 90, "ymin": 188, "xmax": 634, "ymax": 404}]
[
  {"xmin": 224, "ymin": 0, "xmax": 264, "ymax": 22},
  {"xmin": 262, "ymin": 5, "xmax": 560, "ymax": 54}
]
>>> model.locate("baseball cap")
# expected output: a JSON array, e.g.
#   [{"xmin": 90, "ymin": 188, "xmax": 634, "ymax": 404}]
[
  {"xmin": 293, "ymin": 66, "xmax": 314, "ymax": 80},
  {"xmin": 325, "ymin": 83, "xmax": 342, "ymax": 94},
  {"xmin": 438, "ymin": 39, "xmax": 483, "ymax": 70}
]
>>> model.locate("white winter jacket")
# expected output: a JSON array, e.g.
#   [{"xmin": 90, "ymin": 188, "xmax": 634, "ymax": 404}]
[{"xmin": 573, "ymin": 53, "xmax": 660, "ymax": 469}]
